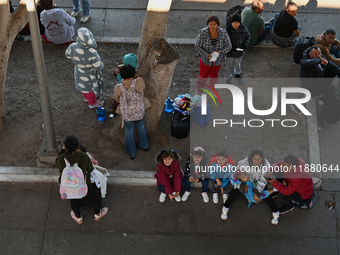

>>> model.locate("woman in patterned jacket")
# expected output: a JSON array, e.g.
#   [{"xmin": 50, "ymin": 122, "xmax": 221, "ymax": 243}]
[
  {"xmin": 65, "ymin": 27, "xmax": 105, "ymax": 108},
  {"xmin": 195, "ymin": 16, "xmax": 232, "ymax": 94}
]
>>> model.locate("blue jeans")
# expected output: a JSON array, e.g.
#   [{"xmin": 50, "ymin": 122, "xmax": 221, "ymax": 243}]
[
  {"xmin": 124, "ymin": 119, "xmax": 148, "ymax": 158},
  {"xmin": 182, "ymin": 177, "xmax": 208, "ymax": 192},
  {"xmin": 330, "ymin": 44, "xmax": 340, "ymax": 58},
  {"xmin": 72, "ymin": 0, "xmax": 91, "ymax": 16}
]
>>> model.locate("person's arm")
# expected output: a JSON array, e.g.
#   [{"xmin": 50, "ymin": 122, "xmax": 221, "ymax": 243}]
[
  {"xmin": 293, "ymin": 29, "xmax": 300, "ymax": 37},
  {"xmin": 320, "ymin": 43, "xmax": 340, "ymax": 66},
  {"xmin": 62, "ymin": 9, "xmax": 76, "ymax": 26},
  {"xmin": 271, "ymin": 179, "xmax": 299, "ymax": 196},
  {"xmin": 134, "ymin": 77, "xmax": 146, "ymax": 98},
  {"xmin": 173, "ymin": 161, "xmax": 183, "ymax": 193},
  {"xmin": 195, "ymin": 30, "xmax": 209, "ymax": 58},
  {"xmin": 65, "ymin": 45, "xmax": 72, "ymax": 59},
  {"xmin": 241, "ymin": 27, "xmax": 251, "ymax": 48},
  {"xmin": 300, "ymin": 57, "xmax": 322, "ymax": 71},
  {"xmin": 113, "ymin": 85, "xmax": 122, "ymax": 103},
  {"xmin": 91, "ymin": 51, "xmax": 104, "ymax": 71},
  {"xmin": 218, "ymin": 30, "xmax": 232, "ymax": 55}
]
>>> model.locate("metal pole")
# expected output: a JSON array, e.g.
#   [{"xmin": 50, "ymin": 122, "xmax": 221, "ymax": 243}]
[{"xmin": 26, "ymin": 0, "xmax": 57, "ymax": 152}]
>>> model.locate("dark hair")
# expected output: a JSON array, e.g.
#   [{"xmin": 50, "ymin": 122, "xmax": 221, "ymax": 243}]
[
  {"xmin": 252, "ymin": 0, "xmax": 263, "ymax": 10},
  {"xmin": 310, "ymin": 45, "xmax": 320, "ymax": 52},
  {"xmin": 217, "ymin": 150, "xmax": 228, "ymax": 158},
  {"xmin": 247, "ymin": 148, "xmax": 266, "ymax": 166},
  {"xmin": 120, "ymin": 64, "xmax": 135, "ymax": 79},
  {"xmin": 78, "ymin": 143, "xmax": 87, "ymax": 153},
  {"xmin": 64, "ymin": 135, "xmax": 79, "ymax": 153},
  {"xmin": 192, "ymin": 150, "xmax": 204, "ymax": 157},
  {"xmin": 286, "ymin": 0, "xmax": 297, "ymax": 9},
  {"xmin": 40, "ymin": 0, "xmax": 54, "ymax": 10},
  {"xmin": 284, "ymin": 155, "xmax": 298, "ymax": 166},
  {"xmin": 207, "ymin": 16, "xmax": 220, "ymax": 26},
  {"xmin": 160, "ymin": 150, "xmax": 175, "ymax": 160},
  {"xmin": 325, "ymin": 29, "xmax": 336, "ymax": 35}
]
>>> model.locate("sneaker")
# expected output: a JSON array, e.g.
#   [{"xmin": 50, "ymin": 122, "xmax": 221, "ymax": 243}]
[
  {"xmin": 223, "ymin": 194, "xmax": 229, "ymax": 203},
  {"xmin": 71, "ymin": 9, "xmax": 81, "ymax": 17},
  {"xmin": 175, "ymin": 194, "xmax": 181, "ymax": 202},
  {"xmin": 234, "ymin": 74, "xmax": 243, "ymax": 84},
  {"xmin": 213, "ymin": 193, "xmax": 219, "ymax": 204},
  {"xmin": 70, "ymin": 211, "xmax": 83, "ymax": 224},
  {"xmin": 279, "ymin": 205, "xmax": 294, "ymax": 215},
  {"xmin": 84, "ymin": 98, "xmax": 88, "ymax": 103},
  {"xmin": 182, "ymin": 191, "xmax": 191, "ymax": 202},
  {"xmin": 271, "ymin": 212, "xmax": 280, "ymax": 225},
  {"xmin": 94, "ymin": 207, "xmax": 108, "ymax": 221},
  {"xmin": 225, "ymin": 77, "xmax": 232, "ymax": 84},
  {"xmin": 159, "ymin": 192, "xmax": 166, "ymax": 203},
  {"xmin": 202, "ymin": 192, "xmax": 209, "ymax": 203},
  {"xmin": 88, "ymin": 100, "xmax": 104, "ymax": 108},
  {"xmin": 80, "ymin": 14, "xmax": 91, "ymax": 23},
  {"xmin": 221, "ymin": 207, "xmax": 229, "ymax": 220}
]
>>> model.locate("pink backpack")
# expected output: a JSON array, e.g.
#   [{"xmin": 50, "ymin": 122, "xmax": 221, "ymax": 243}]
[
  {"xmin": 59, "ymin": 158, "xmax": 88, "ymax": 199},
  {"xmin": 117, "ymin": 79, "xmax": 145, "ymax": 122}
]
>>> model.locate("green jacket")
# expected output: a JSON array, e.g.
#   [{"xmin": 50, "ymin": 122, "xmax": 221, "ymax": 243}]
[{"xmin": 56, "ymin": 149, "xmax": 94, "ymax": 183}]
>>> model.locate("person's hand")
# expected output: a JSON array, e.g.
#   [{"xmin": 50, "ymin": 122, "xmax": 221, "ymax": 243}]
[
  {"xmin": 321, "ymin": 58, "xmax": 328, "ymax": 65},
  {"xmin": 267, "ymin": 178, "xmax": 275, "ymax": 184},
  {"xmin": 216, "ymin": 178, "xmax": 222, "ymax": 186},
  {"xmin": 189, "ymin": 176, "xmax": 194, "ymax": 182},
  {"xmin": 207, "ymin": 53, "xmax": 212, "ymax": 60},
  {"xmin": 254, "ymin": 194, "xmax": 262, "ymax": 204},
  {"xmin": 194, "ymin": 178, "xmax": 199, "ymax": 183},
  {"xmin": 114, "ymin": 68, "xmax": 120, "ymax": 75},
  {"xmin": 62, "ymin": 144, "xmax": 65, "ymax": 149}
]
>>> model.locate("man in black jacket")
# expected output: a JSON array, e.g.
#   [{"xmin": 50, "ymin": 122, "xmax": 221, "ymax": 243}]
[{"xmin": 300, "ymin": 46, "xmax": 340, "ymax": 103}]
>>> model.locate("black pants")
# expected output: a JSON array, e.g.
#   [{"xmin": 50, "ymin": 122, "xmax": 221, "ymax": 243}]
[
  {"xmin": 70, "ymin": 183, "xmax": 101, "ymax": 217},
  {"xmin": 279, "ymin": 191, "xmax": 311, "ymax": 208},
  {"xmin": 303, "ymin": 82, "xmax": 335, "ymax": 103},
  {"xmin": 224, "ymin": 187, "xmax": 279, "ymax": 212}
]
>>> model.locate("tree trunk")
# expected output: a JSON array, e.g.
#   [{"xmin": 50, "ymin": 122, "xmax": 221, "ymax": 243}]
[
  {"xmin": 0, "ymin": 0, "xmax": 34, "ymax": 131},
  {"xmin": 111, "ymin": 0, "xmax": 179, "ymax": 147}
]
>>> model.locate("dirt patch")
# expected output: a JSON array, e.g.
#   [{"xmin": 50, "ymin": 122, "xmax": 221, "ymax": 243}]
[{"xmin": 2, "ymin": 42, "xmax": 307, "ymax": 170}]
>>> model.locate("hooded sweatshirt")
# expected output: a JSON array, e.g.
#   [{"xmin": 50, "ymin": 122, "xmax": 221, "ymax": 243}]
[
  {"xmin": 117, "ymin": 53, "xmax": 138, "ymax": 83},
  {"xmin": 314, "ymin": 32, "xmax": 340, "ymax": 66},
  {"xmin": 40, "ymin": 8, "xmax": 75, "ymax": 44},
  {"xmin": 65, "ymin": 27, "xmax": 104, "ymax": 98}
]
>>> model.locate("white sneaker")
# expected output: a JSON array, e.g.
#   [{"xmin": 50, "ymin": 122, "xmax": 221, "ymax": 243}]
[
  {"xmin": 182, "ymin": 191, "xmax": 191, "ymax": 201},
  {"xmin": 202, "ymin": 192, "xmax": 209, "ymax": 203},
  {"xmin": 80, "ymin": 14, "xmax": 91, "ymax": 23},
  {"xmin": 159, "ymin": 192, "xmax": 166, "ymax": 203},
  {"xmin": 175, "ymin": 194, "xmax": 181, "ymax": 202},
  {"xmin": 71, "ymin": 9, "xmax": 81, "ymax": 17},
  {"xmin": 213, "ymin": 193, "xmax": 219, "ymax": 204},
  {"xmin": 94, "ymin": 207, "xmax": 108, "ymax": 221},
  {"xmin": 88, "ymin": 100, "xmax": 104, "ymax": 108},
  {"xmin": 223, "ymin": 194, "xmax": 229, "ymax": 203},
  {"xmin": 221, "ymin": 207, "xmax": 229, "ymax": 220},
  {"xmin": 271, "ymin": 212, "xmax": 280, "ymax": 225}
]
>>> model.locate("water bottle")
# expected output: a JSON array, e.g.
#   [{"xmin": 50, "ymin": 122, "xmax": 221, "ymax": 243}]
[
  {"xmin": 96, "ymin": 107, "xmax": 106, "ymax": 121},
  {"xmin": 164, "ymin": 97, "xmax": 174, "ymax": 113}
]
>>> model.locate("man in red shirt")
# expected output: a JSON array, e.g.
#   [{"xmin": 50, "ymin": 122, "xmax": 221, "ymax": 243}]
[{"xmin": 267, "ymin": 155, "xmax": 313, "ymax": 215}]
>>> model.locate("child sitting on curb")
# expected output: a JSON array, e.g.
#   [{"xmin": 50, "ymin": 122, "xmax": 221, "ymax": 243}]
[
  {"xmin": 182, "ymin": 147, "xmax": 210, "ymax": 202},
  {"xmin": 154, "ymin": 150, "xmax": 183, "ymax": 203},
  {"xmin": 208, "ymin": 151, "xmax": 235, "ymax": 204}
]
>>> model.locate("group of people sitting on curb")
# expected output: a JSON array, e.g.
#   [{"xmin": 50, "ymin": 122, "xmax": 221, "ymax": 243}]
[{"xmin": 154, "ymin": 147, "xmax": 315, "ymax": 226}]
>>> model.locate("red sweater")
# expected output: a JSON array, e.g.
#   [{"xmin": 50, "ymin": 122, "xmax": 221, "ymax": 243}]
[
  {"xmin": 154, "ymin": 160, "xmax": 183, "ymax": 194},
  {"xmin": 271, "ymin": 159, "xmax": 313, "ymax": 200}
]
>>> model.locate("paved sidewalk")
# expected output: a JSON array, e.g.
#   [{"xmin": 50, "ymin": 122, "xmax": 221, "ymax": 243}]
[{"xmin": 0, "ymin": 182, "xmax": 338, "ymax": 255}]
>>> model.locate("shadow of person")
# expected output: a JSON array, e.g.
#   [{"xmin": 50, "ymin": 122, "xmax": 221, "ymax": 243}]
[
  {"xmin": 306, "ymin": 0, "xmax": 318, "ymax": 9},
  {"xmin": 273, "ymin": 0, "xmax": 286, "ymax": 9}
]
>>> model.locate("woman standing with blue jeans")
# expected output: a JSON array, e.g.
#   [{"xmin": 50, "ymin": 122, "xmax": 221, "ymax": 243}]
[
  {"xmin": 71, "ymin": 0, "xmax": 91, "ymax": 23},
  {"xmin": 113, "ymin": 64, "xmax": 150, "ymax": 159}
]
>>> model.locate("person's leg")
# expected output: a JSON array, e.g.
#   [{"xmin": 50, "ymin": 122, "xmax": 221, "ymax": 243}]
[
  {"xmin": 208, "ymin": 179, "xmax": 218, "ymax": 193},
  {"xmin": 197, "ymin": 58, "xmax": 211, "ymax": 92},
  {"xmin": 135, "ymin": 119, "xmax": 149, "ymax": 150},
  {"xmin": 72, "ymin": 0, "xmax": 81, "ymax": 11},
  {"xmin": 223, "ymin": 188, "xmax": 241, "ymax": 208},
  {"xmin": 253, "ymin": 24, "xmax": 273, "ymax": 46},
  {"xmin": 278, "ymin": 192, "xmax": 294, "ymax": 208},
  {"xmin": 234, "ymin": 57, "xmax": 243, "ymax": 76},
  {"xmin": 81, "ymin": 0, "xmax": 91, "ymax": 16},
  {"xmin": 289, "ymin": 191, "xmax": 312, "ymax": 205},
  {"xmin": 224, "ymin": 57, "xmax": 233, "ymax": 80},
  {"xmin": 201, "ymin": 179, "xmax": 209, "ymax": 193},
  {"xmin": 330, "ymin": 44, "xmax": 340, "ymax": 58},
  {"xmin": 158, "ymin": 184, "xmax": 165, "ymax": 193},
  {"xmin": 182, "ymin": 177, "xmax": 191, "ymax": 192},
  {"xmin": 124, "ymin": 120, "xmax": 136, "ymax": 158},
  {"xmin": 263, "ymin": 191, "xmax": 279, "ymax": 212},
  {"xmin": 273, "ymin": 13, "xmax": 279, "ymax": 25},
  {"xmin": 86, "ymin": 92, "xmax": 96, "ymax": 106},
  {"xmin": 87, "ymin": 181, "xmax": 100, "ymax": 215},
  {"xmin": 70, "ymin": 199, "xmax": 81, "ymax": 217},
  {"xmin": 208, "ymin": 64, "xmax": 222, "ymax": 89}
]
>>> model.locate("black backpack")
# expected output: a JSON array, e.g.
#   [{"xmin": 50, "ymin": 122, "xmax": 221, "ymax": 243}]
[
  {"xmin": 171, "ymin": 110, "xmax": 190, "ymax": 139},
  {"xmin": 322, "ymin": 90, "xmax": 340, "ymax": 123},
  {"xmin": 293, "ymin": 37, "xmax": 316, "ymax": 64},
  {"xmin": 226, "ymin": 5, "xmax": 244, "ymax": 27}
]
